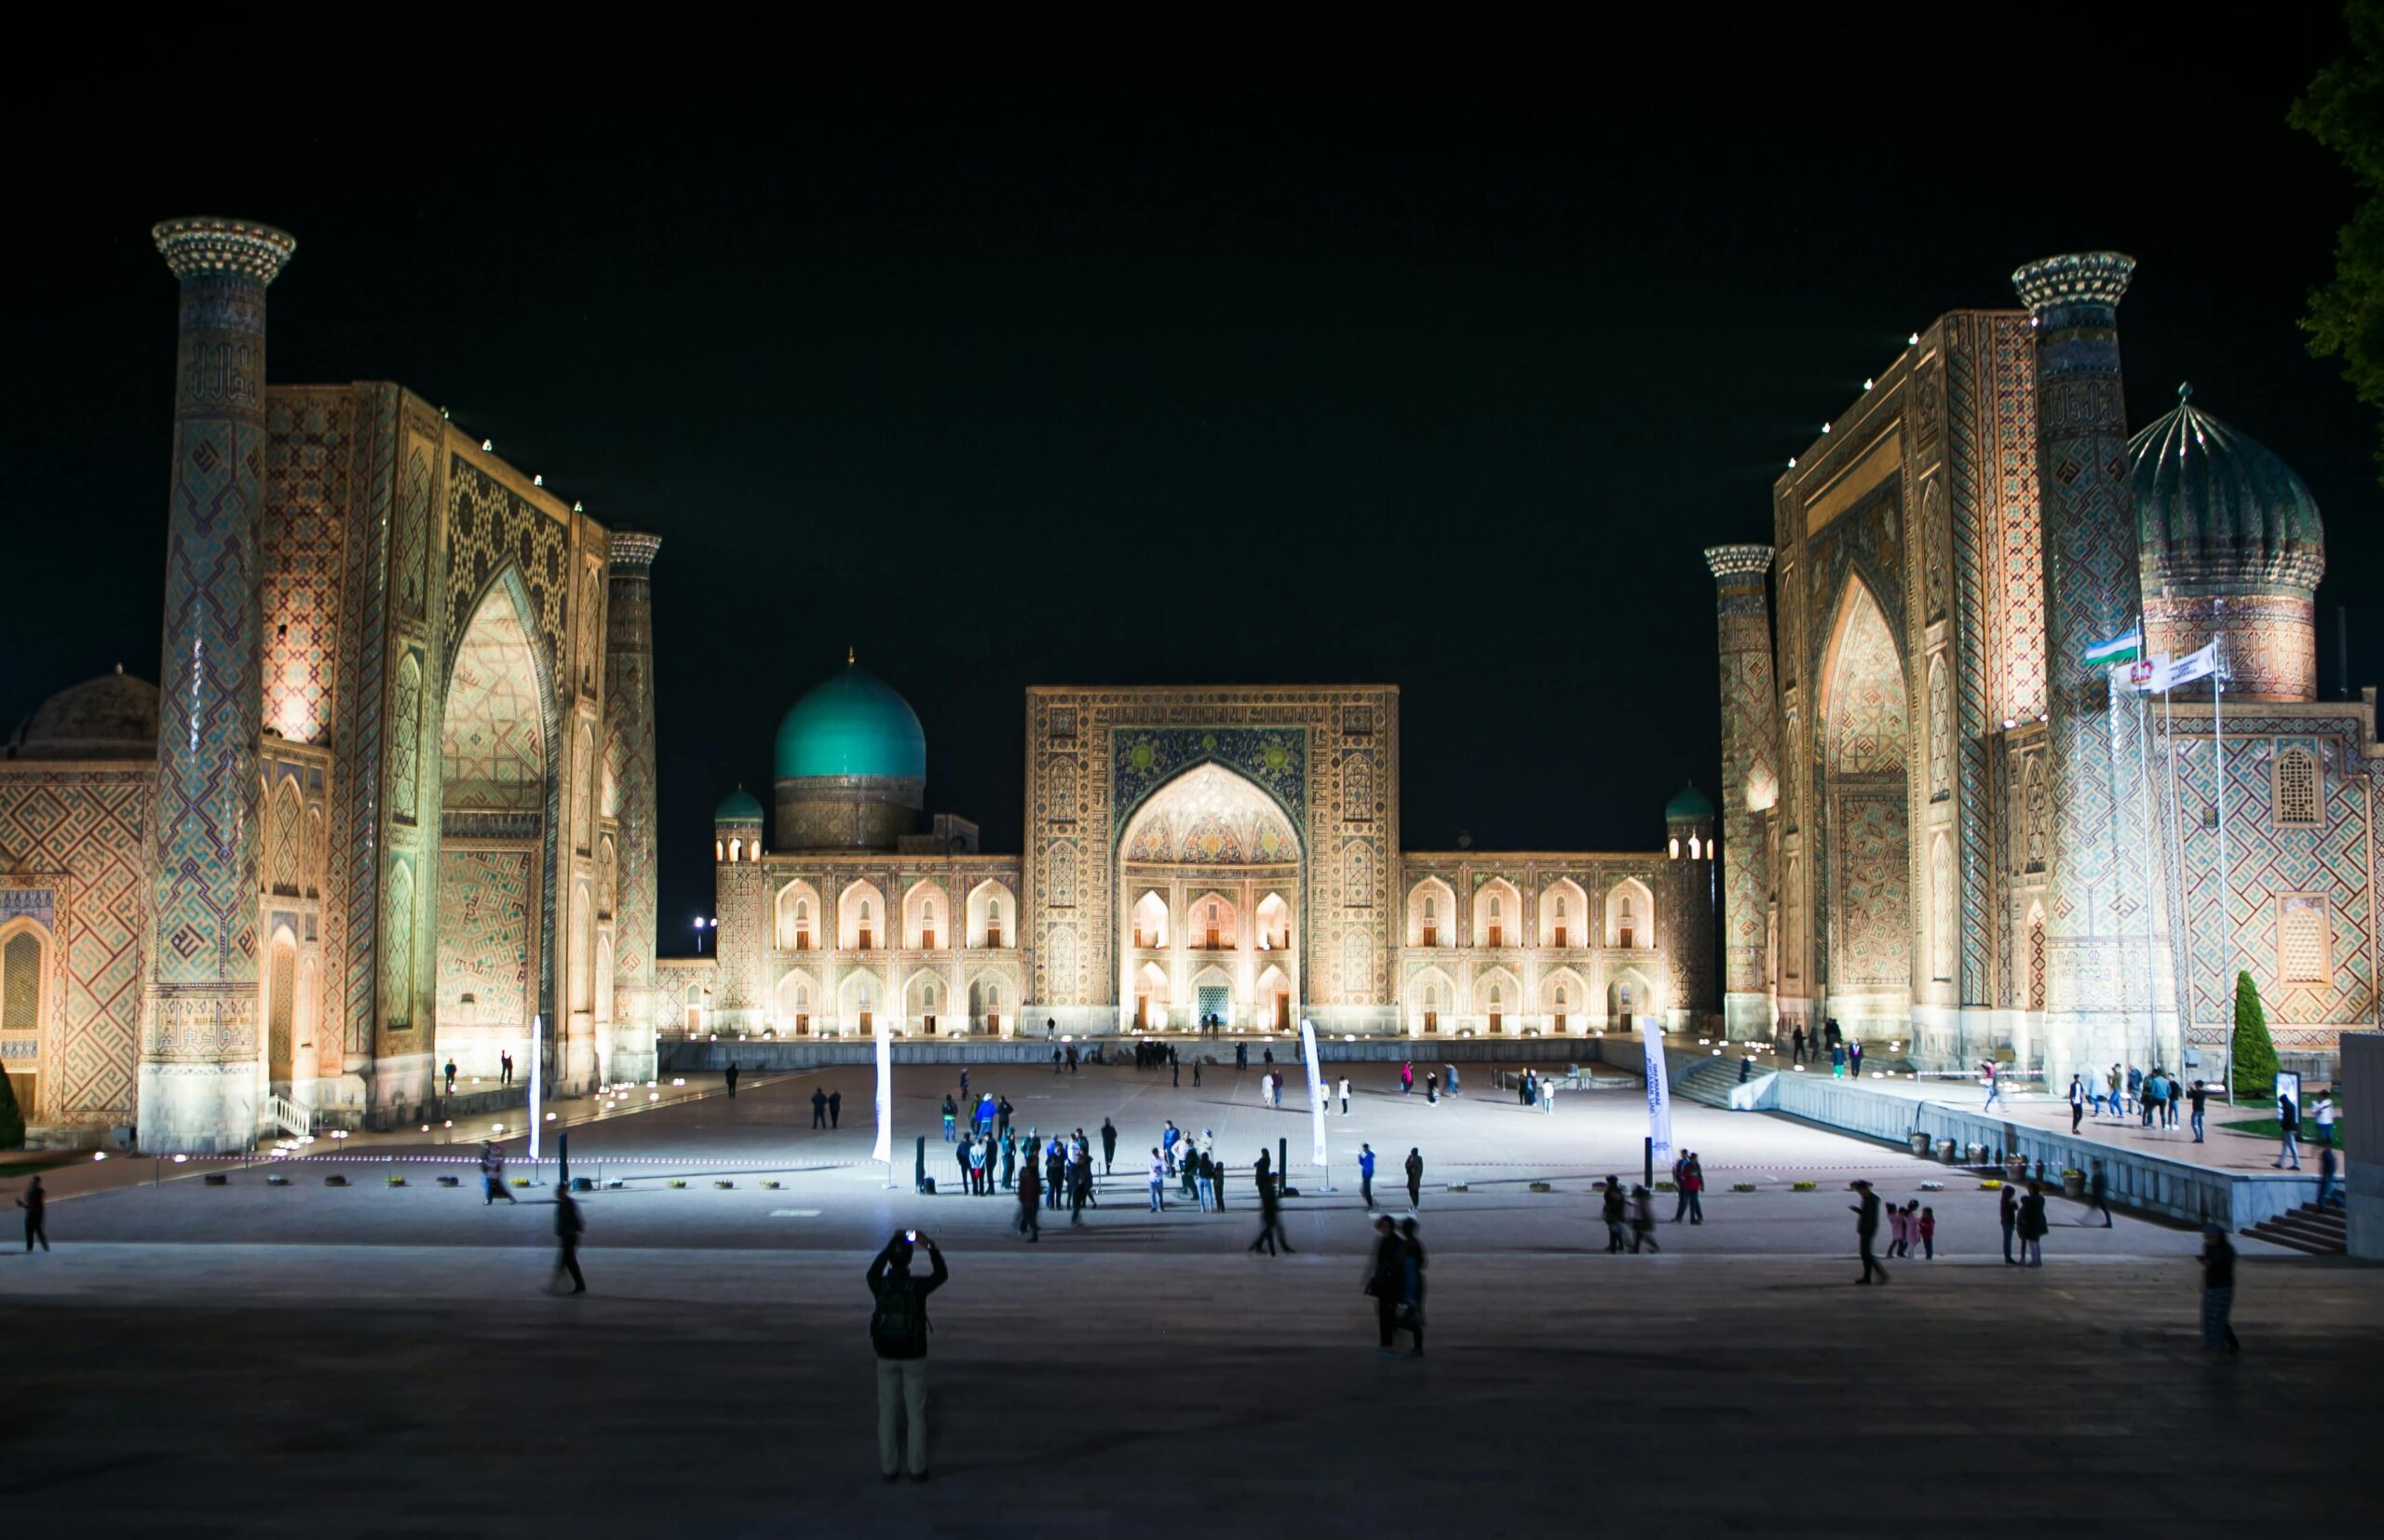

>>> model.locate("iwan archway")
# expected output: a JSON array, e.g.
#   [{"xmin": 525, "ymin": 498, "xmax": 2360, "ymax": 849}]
[
  {"xmin": 1817, "ymin": 577, "xmax": 1915, "ymax": 1037},
  {"xmin": 1115, "ymin": 763, "xmax": 1302, "ymax": 1031},
  {"xmin": 433, "ymin": 574, "xmax": 556, "ymax": 1088}
]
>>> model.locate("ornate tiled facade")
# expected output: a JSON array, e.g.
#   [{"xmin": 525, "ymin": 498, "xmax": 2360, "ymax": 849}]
[
  {"xmin": 0, "ymin": 221, "xmax": 660, "ymax": 1149},
  {"xmin": 702, "ymin": 682, "xmax": 1711, "ymax": 1041},
  {"xmin": 1714, "ymin": 254, "xmax": 2374, "ymax": 1081}
]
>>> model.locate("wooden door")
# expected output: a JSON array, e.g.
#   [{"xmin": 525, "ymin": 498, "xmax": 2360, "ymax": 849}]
[
  {"xmin": 858, "ymin": 1009, "xmax": 873, "ymax": 1033},
  {"xmin": 1206, "ymin": 926, "xmax": 1220, "ymax": 950},
  {"xmin": 1274, "ymin": 993, "xmax": 1290, "ymax": 1031},
  {"xmin": 794, "ymin": 1012, "xmax": 810, "ymax": 1036},
  {"xmin": 923, "ymin": 1014, "xmax": 936, "ymax": 1035},
  {"xmin": 1423, "ymin": 1010, "xmax": 1438, "ymax": 1034},
  {"xmin": 1422, "ymin": 925, "xmax": 1437, "ymax": 947},
  {"xmin": 1551, "ymin": 1013, "xmax": 1566, "ymax": 1034},
  {"xmin": 1488, "ymin": 925, "xmax": 1503, "ymax": 948},
  {"xmin": 1135, "ymin": 995, "xmax": 1149, "ymax": 1030},
  {"xmin": 1487, "ymin": 1012, "xmax": 1503, "ymax": 1034},
  {"xmin": 1553, "ymin": 925, "xmax": 1567, "ymax": 947}
]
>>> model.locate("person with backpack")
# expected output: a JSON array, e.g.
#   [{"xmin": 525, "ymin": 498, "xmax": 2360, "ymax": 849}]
[
  {"xmin": 1681, "ymin": 1155, "xmax": 1706, "ymax": 1225},
  {"xmin": 867, "ymin": 1231, "xmax": 947, "ymax": 1481}
]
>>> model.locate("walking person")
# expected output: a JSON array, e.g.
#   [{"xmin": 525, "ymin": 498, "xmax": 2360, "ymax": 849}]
[
  {"xmin": 827, "ymin": 1088, "xmax": 843, "ymax": 1128},
  {"xmin": 1068, "ymin": 1151, "xmax": 1090, "ymax": 1227},
  {"xmin": 812, "ymin": 1087, "xmax": 829, "ymax": 1128},
  {"xmin": 17, "ymin": 1175, "xmax": 47, "ymax": 1253},
  {"xmin": 1366, "ymin": 1215, "xmax": 1405, "ymax": 1355},
  {"xmin": 1403, "ymin": 1147, "xmax": 1424, "ymax": 1211},
  {"xmin": 1148, "ymin": 1148, "xmax": 1167, "ymax": 1212},
  {"xmin": 481, "ymin": 1141, "xmax": 518, "ymax": 1205},
  {"xmin": 500, "ymin": 1050, "xmax": 513, "ymax": 1087},
  {"xmin": 1443, "ymin": 1063, "xmax": 1459, "ymax": 1098},
  {"xmin": 2274, "ymin": 1091, "xmax": 2302, "ymax": 1169},
  {"xmin": 2314, "ymin": 1089, "xmax": 2337, "ymax": 1148},
  {"xmin": 867, "ymin": 1230, "xmax": 947, "ymax": 1481},
  {"xmin": 1885, "ymin": 1201, "xmax": 1909, "ymax": 1259},
  {"xmin": 1016, "ymin": 1164, "xmax": 1041, "ymax": 1242},
  {"xmin": 1830, "ymin": 1042, "xmax": 1846, "ymax": 1079},
  {"xmin": 1400, "ymin": 1060, "xmax": 1414, "ymax": 1096},
  {"xmin": 1101, "ymin": 1117, "xmax": 1118, "ymax": 1175},
  {"xmin": 2088, "ymin": 1159, "xmax": 2113, "ymax": 1227},
  {"xmin": 1248, "ymin": 1161, "xmax": 1294, "ymax": 1255},
  {"xmin": 1628, "ymin": 1184, "xmax": 1659, "ymax": 1252},
  {"xmin": 1792, "ymin": 1023, "xmax": 1807, "ymax": 1064},
  {"xmin": 2188, "ymin": 1078, "xmax": 2207, "ymax": 1142},
  {"xmin": 1338, "ymin": 1076, "xmax": 1351, "ymax": 1114},
  {"xmin": 1850, "ymin": 1179, "xmax": 1887, "ymax": 1283},
  {"xmin": 1682, "ymin": 1154, "xmax": 1705, "ymax": 1225},
  {"xmin": 999, "ymin": 1130, "xmax": 1016, "ymax": 1191},
  {"xmin": 1198, "ymin": 1150, "xmax": 1218, "ymax": 1211},
  {"xmin": 445, "ymin": 1057, "xmax": 458, "ymax": 1096},
  {"xmin": 2316, "ymin": 1141, "xmax": 2345, "ymax": 1211},
  {"xmin": 1670, "ymin": 1154, "xmax": 1691, "ymax": 1222},
  {"xmin": 1425, "ymin": 1071, "xmax": 1439, "ymax": 1105},
  {"xmin": 549, "ymin": 1182, "xmax": 587, "ymax": 1294},
  {"xmin": 1998, "ymin": 1180, "xmax": 2019, "ymax": 1263},
  {"xmin": 1602, "ymin": 1177, "xmax": 1629, "ymax": 1252},
  {"xmin": 1359, "ymin": 1143, "xmax": 1377, "ymax": 1211},
  {"xmin": 1848, "ymin": 1040, "xmax": 1863, "ymax": 1079},
  {"xmin": 725, "ymin": 1060, "xmax": 739, "ymax": 1098},
  {"xmin": 1983, "ymin": 1060, "xmax": 2001, "ymax": 1110},
  {"xmin": 2200, "ymin": 1223, "xmax": 2240, "ymax": 1352},
  {"xmin": 1172, "ymin": 1049, "xmax": 1180, "ymax": 1087},
  {"xmin": 2068, "ymin": 1074, "xmax": 2086, "ymax": 1133},
  {"xmin": 1397, "ymin": 1218, "xmax": 1427, "ymax": 1357},
  {"xmin": 941, "ymin": 1096, "xmax": 957, "ymax": 1143},
  {"xmin": 2018, "ymin": 1181, "xmax": 2048, "ymax": 1266}
]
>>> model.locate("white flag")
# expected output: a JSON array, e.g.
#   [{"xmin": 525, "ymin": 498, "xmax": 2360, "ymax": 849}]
[
  {"xmin": 1299, "ymin": 1019, "xmax": 1328, "ymax": 1171},
  {"xmin": 1637, "ymin": 1018, "xmax": 1673, "ymax": 1169},
  {"xmin": 2151, "ymin": 642, "xmax": 2219, "ymax": 694},
  {"xmin": 872, "ymin": 1010, "xmax": 892, "ymax": 1167}
]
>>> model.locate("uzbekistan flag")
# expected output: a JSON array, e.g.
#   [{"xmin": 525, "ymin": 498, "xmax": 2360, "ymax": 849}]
[{"xmin": 2082, "ymin": 628, "xmax": 2142, "ymax": 667}]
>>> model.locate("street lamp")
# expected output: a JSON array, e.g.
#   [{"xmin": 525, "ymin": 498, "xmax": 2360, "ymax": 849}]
[{"xmin": 693, "ymin": 915, "xmax": 718, "ymax": 954}]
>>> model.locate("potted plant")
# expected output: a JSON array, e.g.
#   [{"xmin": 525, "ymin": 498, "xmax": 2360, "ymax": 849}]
[{"xmin": 2061, "ymin": 1167, "xmax": 2086, "ymax": 1199}]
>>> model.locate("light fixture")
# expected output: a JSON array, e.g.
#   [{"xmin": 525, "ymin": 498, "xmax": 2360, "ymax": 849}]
[
  {"xmin": 481, "ymin": 439, "xmax": 494, "ymax": 452},
  {"xmin": 440, "ymin": 406, "xmax": 452, "ymax": 421},
  {"xmin": 1787, "ymin": 456, "xmax": 1797, "ymax": 468},
  {"xmin": 573, "ymin": 501, "xmax": 584, "ymax": 513},
  {"xmin": 1862, "ymin": 378, "xmax": 1875, "ymax": 391},
  {"xmin": 533, "ymin": 474, "xmax": 544, "ymax": 487},
  {"xmin": 1908, "ymin": 332, "xmax": 1919, "ymax": 345},
  {"xmin": 1821, "ymin": 422, "xmax": 1832, "ymax": 434},
  {"xmin": 2002, "ymin": 718, "xmax": 2016, "ymax": 730}
]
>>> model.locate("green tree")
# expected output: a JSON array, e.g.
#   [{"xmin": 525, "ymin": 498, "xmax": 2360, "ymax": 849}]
[
  {"xmin": 0, "ymin": 1071, "xmax": 23, "ymax": 1151},
  {"xmin": 2231, "ymin": 970, "xmax": 2279, "ymax": 1100},
  {"xmin": 2293, "ymin": 2, "xmax": 2384, "ymax": 484}
]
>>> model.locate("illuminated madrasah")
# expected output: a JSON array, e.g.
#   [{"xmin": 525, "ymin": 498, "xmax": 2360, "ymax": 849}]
[
  {"xmin": 0, "ymin": 221, "xmax": 659, "ymax": 1151},
  {"xmin": 687, "ymin": 679, "xmax": 1717, "ymax": 1043},
  {"xmin": 1709, "ymin": 250, "xmax": 2369, "ymax": 1088}
]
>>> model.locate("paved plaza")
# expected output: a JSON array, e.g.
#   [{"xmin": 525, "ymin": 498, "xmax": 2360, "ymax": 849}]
[{"xmin": 4, "ymin": 1061, "xmax": 2376, "ymax": 1533}]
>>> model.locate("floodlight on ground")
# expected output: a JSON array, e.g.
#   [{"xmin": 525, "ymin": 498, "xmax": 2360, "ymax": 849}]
[
  {"xmin": 93, "ymin": 1152, "xmax": 106, "ymax": 1161},
  {"xmin": 172, "ymin": 1154, "xmax": 187, "ymax": 1163}
]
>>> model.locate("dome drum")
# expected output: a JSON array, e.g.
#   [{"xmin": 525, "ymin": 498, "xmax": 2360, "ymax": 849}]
[{"xmin": 775, "ymin": 775, "xmax": 923, "ymax": 853}]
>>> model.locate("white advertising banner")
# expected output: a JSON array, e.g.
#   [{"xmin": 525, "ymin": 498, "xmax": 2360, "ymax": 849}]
[
  {"xmin": 873, "ymin": 1010, "xmax": 893, "ymax": 1168},
  {"xmin": 1638, "ymin": 1018, "xmax": 1673, "ymax": 1169},
  {"xmin": 1300, "ymin": 1019, "xmax": 1328, "ymax": 1170},
  {"xmin": 529, "ymin": 1014, "xmax": 543, "ymax": 1165}
]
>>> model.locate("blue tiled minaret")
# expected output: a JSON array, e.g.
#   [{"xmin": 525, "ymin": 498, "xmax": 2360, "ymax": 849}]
[{"xmin": 140, "ymin": 217, "xmax": 295, "ymax": 1154}]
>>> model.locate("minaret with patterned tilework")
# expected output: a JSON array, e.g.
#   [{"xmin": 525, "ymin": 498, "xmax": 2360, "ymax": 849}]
[
  {"xmin": 1704, "ymin": 543, "xmax": 1781, "ymax": 1041},
  {"xmin": 2012, "ymin": 251, "xmax": 2175, "ymax": 1090},
  {"xmin": 603, "ymin": 530, "xmax": 662, "ymax": 1081},
  {"xmin": 140, "ymin": 217, "xmax": 296, "ymax": 1153}
]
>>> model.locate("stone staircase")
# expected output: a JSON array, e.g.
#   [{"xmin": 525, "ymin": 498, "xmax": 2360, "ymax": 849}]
[
  {"xmin": 2242, "ymin": 1201, "xmax": 2347, "ymax": 1256},
  {"xmin": 1671, "ymin": 1057, "xmax": 1746, "ymax": 1110}
]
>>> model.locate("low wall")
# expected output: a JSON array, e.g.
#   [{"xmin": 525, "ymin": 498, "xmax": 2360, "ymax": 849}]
[
  {"xmin": 2345, "ymin": 1031, "xmax": 2381, "ymax": 1261},
  {"xmin": 1758, "ymin": 1072, "xmax": 2317, "ymax": 1231},
  {"xmin": 660, "ymin": 1034, "xmax": 1603, "ymax": 1074}
]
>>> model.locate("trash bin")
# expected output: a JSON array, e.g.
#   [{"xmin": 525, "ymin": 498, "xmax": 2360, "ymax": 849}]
[
  {"xmin": 1936, "ymin": 1139, "xmax": 1958, "ymax": 1163},
  {"xmin": 1908, "ymin": 1132, "xmax": 1930, "ymax": 1155},
  {"xmin": 2061, "ymin": 1169, "xmax": 2086, "ymax": 1199}
]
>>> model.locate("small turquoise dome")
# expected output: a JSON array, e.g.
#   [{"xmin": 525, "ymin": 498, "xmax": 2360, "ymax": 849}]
[
  {"xmin": 774, "ymin": 660, "xmax": 927, "ymax": 781},
  {"xmin": 714, "ymin": 786, "xmax": 765, "ymax": 824},
  {"xmin": 1664, "ymin": 781, "xmax": 1715, "ymax": 822}
]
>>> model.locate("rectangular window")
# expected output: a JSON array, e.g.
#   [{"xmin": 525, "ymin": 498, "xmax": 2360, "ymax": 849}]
[{"xmin": 2274, "ymin": 749, "xmax": 2322, "ymax": 828}]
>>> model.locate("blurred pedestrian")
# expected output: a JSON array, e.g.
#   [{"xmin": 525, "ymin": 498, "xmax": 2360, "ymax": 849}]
[
  {"xmin": 2200, "ymin": 1223, "xmax": 2240, "ymax": 1352},
  {"xmin": 1397, "ymin": 1217, "xmax": 1428, "ymax": 1356},
  {"xmin": 1403, "ymin": 1147, "xmax": 1424, "ymax": 1210},
  {"xmin": 1602, "ymin": 1177, "xmax": 1628, "ymax": 1252},
  {"xmin": 2018, "ymin": 1181, "xmax": 2047, "ymax": 1266},
  {"xmin": 17, "ymin": 1175, "xmax": 47, "ymax": 1253},
  {"xmin": 481, "ymin": 1141, "xmax": 518, "ymax": 1205},
  {"xmin": 725, "ymin": 1060, "xmax": 739, "ymax": 1098},
  {"xmin": 549, "ymin": 1184, "xmax": 586, "ymax": 1295},
  {"xmin": 1366, "ymin": 1215, "xmax": 1403, "ymax": 1355},
  {"xmin": 1849, "ymin": 1179, "xmax": 1886, "ymax": 1283},
  {"xmin": 812, "ymin": 1087, "xmax": 829, "ymax": 1128},
  {"xmin": 1629, "ymin": 1184, "xmax": 1659, "ymax": 1252},
  {"xmin": 1359, "ymin": 1143, "xmax": 1377, "ymax": 1211}
]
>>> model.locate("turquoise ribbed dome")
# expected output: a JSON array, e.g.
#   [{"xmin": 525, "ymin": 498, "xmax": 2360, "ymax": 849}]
[
  {"xmin": 774, "ymin": 661, "xmax": 927, "ymax": 781},
  {"xmin": 714, "ymin": 786, "xmax": 764, "ymax": 823},
  {"xmin": 1664, "ymin": 781, "xmax": 1715, "ymax": 821},
  {"xmin": 2128, "ymin": 384, "xmax": 2324, "ymax": 594}
]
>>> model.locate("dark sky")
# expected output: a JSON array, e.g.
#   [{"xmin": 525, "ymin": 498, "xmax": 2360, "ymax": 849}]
[{"xmin": 6, "ymin": 17, "xmax": 2373, "ymax": 950}]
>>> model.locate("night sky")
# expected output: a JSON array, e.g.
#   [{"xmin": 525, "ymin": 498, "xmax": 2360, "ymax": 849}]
[{"xmin": 7, "ymin": 18, "xmax": 2372, "ymax": 952}]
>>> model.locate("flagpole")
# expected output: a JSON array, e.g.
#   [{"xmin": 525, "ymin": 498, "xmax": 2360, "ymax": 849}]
[
  {"xmin": 2161, "ymin": 679, "xmax": 2194, "ymax": 1086},
  {"xmin": 2215, "ymin": 628, "xmax": 2232, "ymax": 1106}
]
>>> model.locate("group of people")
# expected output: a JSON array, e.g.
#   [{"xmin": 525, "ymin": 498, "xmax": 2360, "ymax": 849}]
[
  {"xmin": 1600, "ymin": 1176, "xmax": 1661, "ymax": 1251},
  {"xmin": 1787, "ymin": 1018, "xmax": 1850, "ymax": 1070},
  {"xmin": 2064, "ymin": 1067, "xmax": 2212, "ymax": 1140},
  {"xmin": 1356, "ymin": 1142, "xmax": 1427, "ymax": 1211}
]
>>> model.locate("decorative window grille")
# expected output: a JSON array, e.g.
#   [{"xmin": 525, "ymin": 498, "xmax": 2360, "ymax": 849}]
[
  {"xmin": 2279, "ymin": 896, "xmax": 2328, "ymax": 985},
  {"xmin": 2274, "ymin": 749, "xmax": 2321, "ymax": 828}
]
